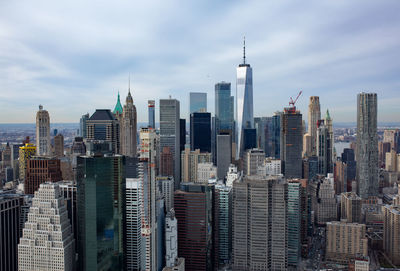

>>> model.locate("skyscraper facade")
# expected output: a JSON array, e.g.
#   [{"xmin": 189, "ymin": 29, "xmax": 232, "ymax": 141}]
[
  {"xmin": 174, "ymin": 183, "xmax": 214, "ymax": 271},
  {"xmin": 214, "ymin": 183, "xmax": 232, "ymax": 266},
  {"xmin": 326, "ymin": 221, "xmax": 368, "ymax": 263},
  {"xmin": 236, "ymin": 40, "xmax": 254, "ymax": 159},
  {"xmin": 165, "ymin": 210, "xmax": 178, "ymax": 268},
  {"xmin": 180, "ymin": 119, "xmax": 186, "ymax": 153},
  {"xmin": 316, "ymin": 117, "xmax": 334, "ymax": 176},
  {"xmin": 18, "ymin": 143, "xmax": 36, "ymax": 181},
  {"xmin": 160, "ymin": 98, "xmax": 181, "ymax": 189},
  {"xmin": 280, "ymin": 108, "xmax": 303, "ymax": 178},
  {"xmin": 232, "ymin": 175, "xmax": 287, "ymax": 270},
  {"xmin": 24, "ymin": 157, "xmax": 62, "ymax": 195},
  {"xmin": 243, "ymin": 148, "xmax": 265, "ymax": 176},
  {"xmin": 356, "ymin": 93, "xmax": 378, "ymax": 199},
  {"xmin": 383, "ymin": 205, "xmax": 400, "ymax": 265},
  {"xmin": 288, "ymin": 180, "xmax": 301, "ymax": 268},
  {"xmin": 0, "ymin": 194, "xmax": 24, "ymax": 271},
  {"xmin": 36, "ymin": 105, "xmax": 51, "ymax": 156},
  {"xmin": 271, "ymin": 112, "xmax": 281, "ymax": 159},
  {"xmin": 254, "ymin": 117, "xmax": 273, "ymax": 156},
  {"xmin": 148, "ymin": 100, "xmax": 156, "ymax": 128},
  {"xmin": 189, "ymin": 92, "xmax": 207, "ymax": 114},
  {"xmin": 181, "ymin": 146, "xmax": 212, "ymax": 183},
  {"xmin": 54, "ymin": 133, "xmax": 64, "ymax": 157},
  {"xmin": 217, "ymin": 134, "xmax": 232, "ymax": 180},
  {"xmin": 77, "ymin": 155, "xmax": 125, "ymax": 270},
  {"xmin": 18, "ymin": 183, "xmax": 75, "ymax": 271},
  {"xmin": 86, "ymin": 109, "xmax": 120, "ymax": 154},
  {"xmin": 307, "ymin": 96, "xmax": 321, "ymax": 156},
  {"xmin": 215, "ymin": 82, "xmax": 234, "ymax": 134},
  {"xmin": 214, "ymin": 82, "xmax": 234, "ymax": 166},
  {"xmin": 125, "ymin": 177, "xmax": 142, "ymax": 271},
  {"xmin": 120, "ymin": 90, "xmax": 137, "ymax": 157},
  {"xmin": 190, "ymin": 112, "xmax": 211, "ymax": 153},
  {"xmin": 79, "ymin": 113, "xmax": 89, "ymax": 138}
]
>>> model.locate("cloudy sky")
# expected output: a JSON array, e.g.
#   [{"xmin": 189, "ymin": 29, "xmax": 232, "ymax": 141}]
[{"xmin": 0, "ymin": 0, "xmax": 399, "ymax": 123}]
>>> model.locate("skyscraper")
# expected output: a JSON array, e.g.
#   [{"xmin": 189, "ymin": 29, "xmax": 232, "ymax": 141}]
[
  {"xmin": 217, "ymin": 134, "xmax": 231, "ymax": 180},
  {"xmin": 326, "ymin": 221, "xmax": 368, "ymax": 263},
  {"xmin": 120, "ymin": 89, "xmax": 137, "ymax": 157},
  {"xmin": 214, "ymin": 82, "xmax": 234, "ymax": 165},
  {"xmin": 18, "ymin": 183, "xmax": 75, "ymax": 271},
  {"xmin": 287, "ymin": 180, "xmax": 301, "ymax": 268},
  {"xmin": 125, "ymin": 177, "xmax": 142, "ymax": 271},
  {"xmin": 25, "ymin": 157, "xmax": 62, "ymax": 195},
  {"xmin": 79, "ymin": 113, "xmax": 89, "ymax": 138},
  {"xmin": 243, "ymin": 148, "xmax": 265, "ymax": 176},
  {"xmin": 190, "ymin": 112, "xmax": 211, "ymax": 153},
  {"xmin": 254, "ymin": 117, "xmax": 273, "ymax": 156},
  {"xmin": 77, "ymin": 155, "xmax": 125, "ymax": 270},
  {"xmin": 165, "ymin": 210, "xmax": 178, "ymax": 268},
  {"xmin": 148, "ymin": 100, "xmax": 156, "ymax": 128},
  {"xmin": 189, "ymin": 92, "xmax": 207, "ymax": 114},
  {"xmin": 86, "ymin": 109, "xmax": 120, "ymax": 154},
  {"xmin": 18, "ymin": 143, "xmax": 36, "ymax": 181},
  {"xmin": 181, "ymin": 146, "xmax": 212, "ymax": 183},
  {"xmin": 356, "ymin": 93, "xmax": 378, "ymax": 199},
  {"xmin": 160, "ymin": 98, "xmax": 181, "ymax": 189},
  {"xmin": 383, "ymin": 205, "xmax": 400, "ymax": 265},
  {"xmin": 280, "ymin": 107, "xmax": 303, "ymax": 178},
  {"xmin": 180, "ymin": 119, "xmax": 186, "ymax": 153},
  {"xmin": 214, "ymin": 183, "xmax": 232, "ymax": 266},
  {"xmin": 174, "ymin": 183, "xmax": 214, "ymax": 271},
  {"xmin": 54, "ymin": 133, "xmax": 64, "ymax": 157},
  {"xmin": 36, "ymin": 105, "xmax": 51, "ymax": 156},
  {"xmin": 308, "ymin": 96, "xmax": 321, "ymax": 156},
  {"xmin": 215, "ymin": 82, "xmax": 234, "ymax": 132},
  {"xmin": 232, "ymin": 175, "xmax": 287, "ymax": 270},
  {"xmin": 0, "ymin": 194, "xmax": 24, "ymax": 271},
  {"xmin": 271, "ymin": 112, "xmax": 281, "ymax": 159},
  {"xmin": 157, "ymin": 176, "xmax": 175, "ymax": 212},
  {"xmin": 236, "ymin": 38, "xmax": 254, "ymax": 159},
  {"xmin": 316, "ymin": 117, "xmax": 334, "ymax": 176}
]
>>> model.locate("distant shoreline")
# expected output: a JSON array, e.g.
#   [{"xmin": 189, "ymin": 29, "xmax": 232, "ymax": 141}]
[{"xmin": 1, "ymin": 122, "xmax": 400, "ymax": 128}]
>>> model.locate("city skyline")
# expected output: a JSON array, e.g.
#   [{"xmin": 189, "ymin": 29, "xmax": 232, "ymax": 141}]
[{"xmin": 0, "ymin": 1, "xmax": 400, "ymax": 124}]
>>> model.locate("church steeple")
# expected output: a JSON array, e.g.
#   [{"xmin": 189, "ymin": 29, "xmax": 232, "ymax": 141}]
[{"xmin": 113, "ymin": 91, "xmax": 123, "ymax": 114}]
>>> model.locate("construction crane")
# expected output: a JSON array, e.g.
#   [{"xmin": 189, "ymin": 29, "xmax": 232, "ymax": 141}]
[{"xmin": 289, "ymin": 90, "xmax": 302, "ymax": 108}]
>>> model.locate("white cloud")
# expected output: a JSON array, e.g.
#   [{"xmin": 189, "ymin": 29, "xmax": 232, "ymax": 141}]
[{"xmin": 0, "ymin": 0, "xmax": 399, "ymax": 123}]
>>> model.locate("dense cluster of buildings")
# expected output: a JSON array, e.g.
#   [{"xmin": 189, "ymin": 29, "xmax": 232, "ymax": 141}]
[{"xmin": 0, "ymin": 43, "xmax": 400, "ymax": 271}]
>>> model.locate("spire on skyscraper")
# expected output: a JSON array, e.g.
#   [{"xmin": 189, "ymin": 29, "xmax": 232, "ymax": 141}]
[
  {"xmin": 128, "ymin": 74, "xmax": 131, "ymax": 94},
  {"xmin": 113, "ymin": 91, "xmax": 123, "ymax": 114},
  {"xmin": 325, "ymin": 109, "xmax": 331, "ymax": 120},
  {"xmin": 243, "ymin": 36, "xmax": 246, "ymax": 64}
]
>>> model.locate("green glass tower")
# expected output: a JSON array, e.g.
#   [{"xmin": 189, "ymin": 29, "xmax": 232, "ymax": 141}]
[{"xmin": 77, "ymin": 155, "xmax": 125, "ymax": 271}]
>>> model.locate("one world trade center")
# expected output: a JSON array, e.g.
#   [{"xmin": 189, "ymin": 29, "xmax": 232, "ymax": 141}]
[{"xmin": 236, "ymin": 38, "xmax": 254, "ymax": 159}]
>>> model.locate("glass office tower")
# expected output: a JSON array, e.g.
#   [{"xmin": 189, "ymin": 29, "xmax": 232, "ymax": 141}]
[
  {"xmin": 189, "ymin": 92, "xmax": 207, "ymax": 114},
  {"xmin": 236, "ymin": 40, "xmax": 254, "ymax": 159},
  {"xmin": 77, "ymin": 155, "xmax": 125, "ymax": 271},
  {"xmin": 190, "ymin": 112, "xmax": 211, "ymax": 153}
]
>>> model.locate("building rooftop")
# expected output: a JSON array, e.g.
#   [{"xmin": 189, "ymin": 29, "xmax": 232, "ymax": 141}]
[{"xmin": 89, "ymin": 109, "xmax": 116, "ymax": 121}]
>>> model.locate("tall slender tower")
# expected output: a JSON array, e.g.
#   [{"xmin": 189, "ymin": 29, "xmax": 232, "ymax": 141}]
[
  {"xmin": 236, "ymin": 37, "xmax": 254, "ymax": 159},
  {"xmin": 356, "ymin": 93, "xmax": 378, "ymax": 199},
  {"xmin": 148, "ymin": 100, "xmax": 155, "ymax": 128},
  {"xmin": 281, "ymin": 107, "xmax": 303, "ymax": 178},
  {"xmin": 160, "ymin": 98, "xmax": 180, "ymax": 189},
  {"xmin": 307, "ymin": 96, "xmax": 321, "ymax": 156},
  {"xmin": 121, "ymin": 86, "xmax": 137, "ymax": 157},
  {"xmin": 36, "ymin": 105, "xmax": 51, "ymax": 156}
]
